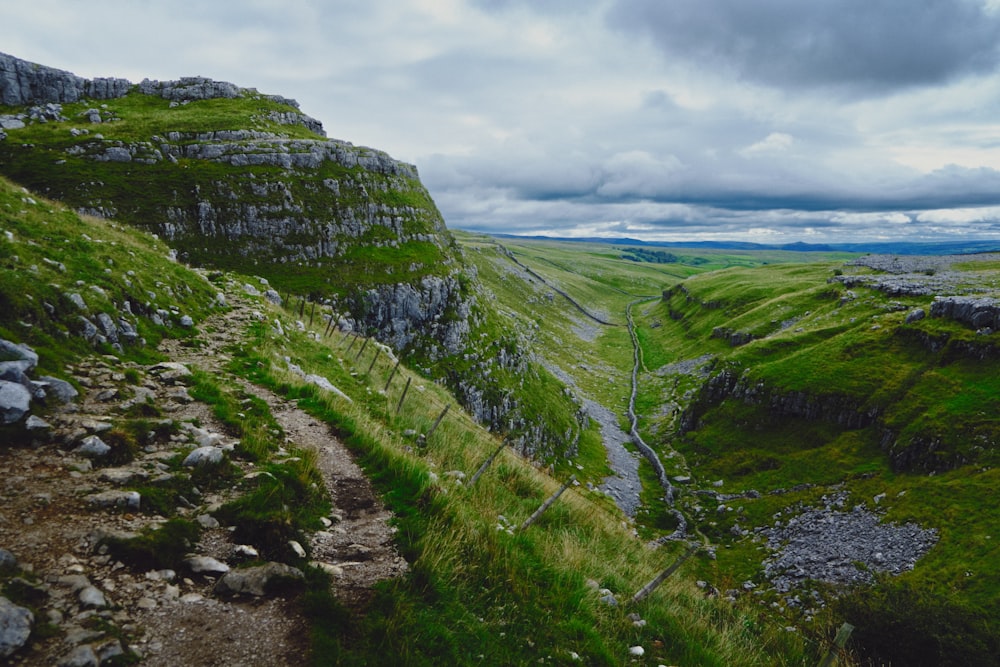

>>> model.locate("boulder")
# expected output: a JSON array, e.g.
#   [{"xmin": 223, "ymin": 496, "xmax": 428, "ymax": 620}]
[
  {"xmin": 0, "ymin": 339, "xmax": 38, "ymax": 372},
  {"xmin": 214, "ymin": 562, "xmax": 304, "ymax": 597},
  {"xmin": 0, "ymin": 380, "xmax": 30, "ymax": 424},
  {"xmin": 38, "ymin": 376, "xmax": 78, "ymax": 403},
  {"xmin": 0, "ymin": 596, "xmax": 33, "ymax": 658},
  {"xmin": 183, "ymin": 446, "xmax": 224, "ymax": 467},
  {"xmin": 76, "ymin": 435, "xmax": 111, "ymax": 458}
]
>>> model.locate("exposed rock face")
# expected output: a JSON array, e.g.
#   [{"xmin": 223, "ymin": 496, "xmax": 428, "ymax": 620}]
[
  {"xmin": 930, "ymin": 295, "xmax": 1000, "ymax": 330},
  {"xmin": 343, "ymin": 275, "xmax": 471, "ymax": 356},
  {"xmin": 680, "ymin": 366, "xmax": 877, "ymax": 435},
  {"xmin": 0, "ymin": 52, "xmax": 130, "ymax": 106}
]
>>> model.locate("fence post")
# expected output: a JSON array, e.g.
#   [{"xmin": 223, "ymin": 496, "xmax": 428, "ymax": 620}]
[
  {"xmin": 345, "ymin": 333, "xmax": 359, "ymax": 352},
  {"xmin": 299, "ymin": 297, "xmax": 306, "ymax": 318},
  {"xmin": 424, "ymin": 404, "xmax": 450, "ymax": 441},
  {"xmin": 817, "ymin": 623, "xmax": 855, "ymax": 667},
  {"xmin": 520, "ymin": 475, "xmax": 576, "ymax": 531},
  {"xmin": 367, "ymin": 347, "xmax": 382, "ymax": 373},
  {"xmin": 309, "ymin": 302, "xmax": 316, "ymax": 327},
  {"xmin": 396, "ymin": 377, "xmax": 412, "ymax": 415},
  {"xmin": 384, "ymin": 359, "xmax": 401, "ymax": 392},
  {"xmin": 630, "ymin": 544, "xmax": 700, "ymax": 605},
  {"xmin": 469, "ymin": 442, "xmax": 506, "ymax": 486},
  {"xmin": 354, "ymin": 337, "xmax": 370, "ymax": 361}
]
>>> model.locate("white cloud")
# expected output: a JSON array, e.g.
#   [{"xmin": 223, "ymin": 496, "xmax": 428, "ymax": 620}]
[{"xmin": 739, "ymin": 133, "xmax": 794, "ymax": 157}]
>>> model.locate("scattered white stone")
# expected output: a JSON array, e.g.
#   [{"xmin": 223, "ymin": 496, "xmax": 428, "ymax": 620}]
[
  {"xmin": 234, "ymin": 545, "xmax": 259, "ymax": 559},
  {"xmin": 184, "ymin": 556, "xmax": 229, "ymax": 575},
  {"xmin": 628, "ymin": 645, "xmax": 645, "ymax": 657},
  {"xmin": 78, "ymin": 585, "xmax": 108, "ymax": 608},
  {"xmin": 289, "ymin": 540, "xmax": 307, "ymax": 558}
]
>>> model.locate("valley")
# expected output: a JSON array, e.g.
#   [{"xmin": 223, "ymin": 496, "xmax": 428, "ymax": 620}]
[{"xmin": 2, "ymin": 51, "xmax": 999, "ymax": 666}]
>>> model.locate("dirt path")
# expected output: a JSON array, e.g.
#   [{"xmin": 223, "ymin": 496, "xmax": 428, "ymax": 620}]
[{"xmin": 1, "ymin": 282, "xmax": 404, "ymax": 666}]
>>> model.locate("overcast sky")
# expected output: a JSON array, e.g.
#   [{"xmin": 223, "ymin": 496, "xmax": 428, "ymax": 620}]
[{"xmin": 6, "ymin": 0, "xmax": 1000, "ymax": 244}]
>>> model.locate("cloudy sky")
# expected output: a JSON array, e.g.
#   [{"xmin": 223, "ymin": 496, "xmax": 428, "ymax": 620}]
[{"xmin": 6, "ymin": 0, "xmax": 1000, "ymax": 244}]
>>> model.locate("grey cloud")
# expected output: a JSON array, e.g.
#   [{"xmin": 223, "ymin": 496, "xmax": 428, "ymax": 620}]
[{"xmin": 606, "ymin": 0, "xmax": 1000, "ymax": 94}]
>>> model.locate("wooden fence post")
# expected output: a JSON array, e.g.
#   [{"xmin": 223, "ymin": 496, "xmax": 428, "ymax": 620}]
[
  {"xmin": 354, "ymin": 337, "xmax": 370, "ymax": 361},
  {"xmin": 520, "ymin": 476, "xmax": 576, "ymax": 531},
  {"xmin": 384, "ymin": 359, "xmax": 401, "ymax": 391},
  {"xmin": 345, "ymin": 333, "xmax": 359, "ymax": 352},
  {"xmin": 367, "ymin": 347, "xmax": 382, "ymax": 373},
  {"xmin": 424, "ymin": 404, "xmax": 450, "ymax": 441},
  {"xmin": 298, "ymin": 297, "xmax": 306, "ymax": 318},
  {"xmin": 469, "ymin": 442, "xmax": 506, "ymax": 486},
  {"xmin": 630, "ymin": 544, "xmax": 700, "ymax": 605},
  {"xmin": 817, "ymin": 622, "xmax": 854, "ymax": 667},
  {"xmin": 309, "ymin": 302, "xmax": 315, "ymax": 327},
  {"xmin": 396, "ymin": 377, "xmax": 411, "ymax": 415}
]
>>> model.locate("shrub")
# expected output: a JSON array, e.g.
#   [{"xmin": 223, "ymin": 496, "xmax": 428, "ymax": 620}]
[{"xmin": 833, "ymin": 578, "xmax": 1000, "ymax": 667}]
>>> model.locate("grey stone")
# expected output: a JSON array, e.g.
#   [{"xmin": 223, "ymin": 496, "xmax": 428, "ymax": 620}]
[
  {"xmin": 77, "ymin": 585, "xmax": 108, "ymax": 608},
  {"xmin": 0, "ymin": 361, "xmax": 29, "ymax": 384},
  {"xmin": 905, "ymin": 308, "xmax": 926, "ymax": 324},
  {"xmin": 0, "ymin": 549, "xmax": 16, "ymax": 568},
  {"xmin": 214, "ymin": 562, "xmax": 304, "ymax": 596},
  {"xmin": 183, "ymin": 446, "xmax": 224, "ymax": 467},
  {"xmin": 76, "ymin": 435, "xmax": 110, "ymax": 458},
  {"xmin": 96, "ymin": 639, "xmax": 124, "ymax": 663},
  {"xmin": 57, "ymin": 644, "xmax": 99, "ymax": 667},
  {"xmin": 95, "ymin": 313, "xmax": 119, "ymax": 343},
  {"xmin": 25, "ymin": 415, "xmax": 51, "ymax": 431},
  {"xmin": 184, "ymin": 555, "xmax": 229, "ymax": 575},
  {"xmin": 76, "ymin": 316, "xmax": 98, "ymax": 342},
  {"xmin": 150, "ymin": 361, "xmax": 192, "ymax": 383},
  {"xmin": 179, "ymin": 314, "xmax": 194, "ymax": 327},
  {"xmin": 0, "ymin": 339, "xmax": 38, "ymax": 372},
  {"xmin": 0, "ymin": 596, "xmax": 33, "ymax": 658},
  {"xmin": 98, "ymin": 468, "xmax": 148, "ymax": 485},
  {"xmin": 264, "ymin": 289, "xmax": 282, "ymax": 305},
  {"xmin": 84, "ymin": 491, "xmax": 140, "ymax": 511},
  {"xmin": 0, "ymin": 380, "xmax": 30, "ymax": 424},
  {"xmin": 38, "ymin": 376, "xmax": 78, "ymax": 403},
  {"xmin": 66, "ymin": 293, "xmax": 87, "ymax": 311}
]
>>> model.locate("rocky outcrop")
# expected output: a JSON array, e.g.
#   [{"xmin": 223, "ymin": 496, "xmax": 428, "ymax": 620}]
[
  {"xmin": 0, "ymin": 52, "xmax": 130, "ymax": 106},
  {"xmin": 341, "ymin": 275, "xmax": 472, "ymax": 356},
  {"xmin": 930, "ymin": 295, "xmax": 1000, "ymax": 331},
  {"xmin": 680, "ymin": 366, "xmax": 877, "ymax": 434}
]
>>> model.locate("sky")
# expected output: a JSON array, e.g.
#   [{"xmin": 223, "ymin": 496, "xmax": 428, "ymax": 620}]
[{"xmin": 5, "ymin": 0, "xmax": 1000, "ymax": 244}]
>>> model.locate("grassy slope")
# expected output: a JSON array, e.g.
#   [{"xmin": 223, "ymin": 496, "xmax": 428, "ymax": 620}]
[
  {"xmin": 462, "ymin": 235, "xmax": 1000, "ymax": 662},
  {"xmin": 633, "ymin": 260, "xmax": 1000, "ymax": 648}
]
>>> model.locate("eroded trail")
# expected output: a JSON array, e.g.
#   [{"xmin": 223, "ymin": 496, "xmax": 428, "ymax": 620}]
[
  {"xmin": 157, "ymin": 287, "xmax": 407, "ymax": 608},
  {"xmin": 0, "ymin": 284, "xmax": 404, "ymax": 666}
]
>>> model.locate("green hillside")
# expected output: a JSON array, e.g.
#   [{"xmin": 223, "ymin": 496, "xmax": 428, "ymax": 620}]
[{"xmin": 461, "ymin": 235, "xmax": 1000, "ymax": 666}]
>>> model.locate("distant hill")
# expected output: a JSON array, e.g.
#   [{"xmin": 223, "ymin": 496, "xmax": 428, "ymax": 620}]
[{"xmin": 487, "ymin": 233, "xmax": 1000, "ymax": 256}]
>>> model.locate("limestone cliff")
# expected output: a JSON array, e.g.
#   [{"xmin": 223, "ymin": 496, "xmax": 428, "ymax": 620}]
[{"xmin": 0, "ymin": 53, "xmax": 583, "ymax": 459}]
